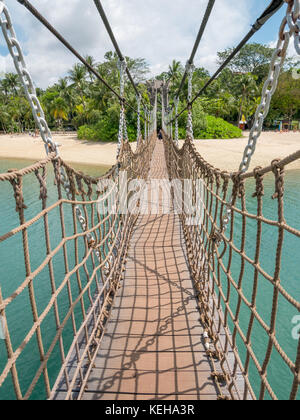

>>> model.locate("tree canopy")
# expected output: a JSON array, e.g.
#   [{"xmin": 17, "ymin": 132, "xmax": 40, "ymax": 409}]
[{"xmin": 0, "ymin": 43, "xmax": 299, "ymax": 139}]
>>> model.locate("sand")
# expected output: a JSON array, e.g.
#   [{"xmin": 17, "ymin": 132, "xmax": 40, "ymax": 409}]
[
  {"xmin": 181, "ymin": 131, "xmax": 300, "ymax": 172},
  {"xmin": 0, "ymin": 131, "xmax": 300, "ymax": 172},
  {"xmin": 0, "ymin": 133, "xmax": 125, "ymax": 168}
]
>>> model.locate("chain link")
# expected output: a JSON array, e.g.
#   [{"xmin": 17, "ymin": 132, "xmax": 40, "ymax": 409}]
[
  {"xmin": 144, "ymin": 106, "xmax": 148, "ymax": 141},
  {"xmin": 0, "ymin": 1, "xmax": 100, "ymax": 260},
  {"xmin": 286, "ymin": 0, "xmax": 300, "ymax": 53},
  {"xmin": 186, "ymin": 62, "xmax": 195, "ymax": 140},
  {"xmin": 136, "ymin": 93, "xmax": 141, "ymax": 144},
  {"xmin": 117, "ymin": 59, "xmax": 128, "ymax": 158},
  {"xmin": 239, "ymin": 3, "xmax": 294, "ymax": 174},
  {"xmin": 174, "ymin": 97, "xmax": 179, "ymax": 146},
  {"xmin": 0, "ymin": 3, "xmax": 57, "ymax": 156}
]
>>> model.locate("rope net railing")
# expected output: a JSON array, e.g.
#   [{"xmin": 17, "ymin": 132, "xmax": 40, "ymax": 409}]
[
  {"xmin": 0, "ymin": 133, "xmax": 156, "ymax": 401},
  {"xmin": 163, "ymin": 133, "xmax": 300, "ymax": 400},
  {"xmin": 162, "ymin": 0, "xmax": 300, "ymax": 400},
  {"xmin": 0, "ymin": 0, "xmax": 156, "ymax": 401}
]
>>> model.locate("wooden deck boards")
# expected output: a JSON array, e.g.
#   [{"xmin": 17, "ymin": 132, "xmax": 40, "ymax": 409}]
[{"xmin": 82, "ymin": 141, "xmax": 220, "ymax": 401}]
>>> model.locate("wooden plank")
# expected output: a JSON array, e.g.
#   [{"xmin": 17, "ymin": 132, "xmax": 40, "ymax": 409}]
[{"xmin": 81, "ymin": 141, "xmax": 220, "ymax": 401}]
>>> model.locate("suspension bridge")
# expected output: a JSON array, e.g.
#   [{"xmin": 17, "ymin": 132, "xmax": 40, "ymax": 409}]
[{"xmin": 0, "ymin": 0, "xmax": 300, "ymax": 401}]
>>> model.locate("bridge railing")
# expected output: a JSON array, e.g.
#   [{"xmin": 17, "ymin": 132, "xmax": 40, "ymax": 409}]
[
  {"xmin": 163, "ymin": 133, "xmax": 300, "ymax": 401},
  {"xmin": 0, "ymin": 134, "xmax": 156, "ymax": 400}
]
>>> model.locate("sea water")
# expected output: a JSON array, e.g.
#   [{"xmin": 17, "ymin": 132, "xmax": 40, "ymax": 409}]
[
  {"xmin": 0, "ymin": 159, "xmax": 299, "ymax": 400},
  {"xmin": 0, "ymin": 158, "xmax": 110, "ymax": 400}
]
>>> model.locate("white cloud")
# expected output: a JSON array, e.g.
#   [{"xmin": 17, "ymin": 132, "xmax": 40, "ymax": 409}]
[{"xmin": 1, "ymin": 0, "xmax": 254, "ymax": 88}]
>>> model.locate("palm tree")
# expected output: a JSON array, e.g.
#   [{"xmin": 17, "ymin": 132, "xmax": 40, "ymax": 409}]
[
  {"xmin": 50, "ymin": 97, "xmax": 69, "ymax": 131},
  {"xmin": 168, "ymin": 60, "xmax": 183, "ymax": 86},
  {"xmin": 55, "ymin": 77, "xmax": 69, "ymax": 92},
  {"xmin": 4, "ymin": 73, "xmax": 20, "ymax": 96},
  {"xmin": 0, "ymin": 103, "xmax": 10, "ymax": 133},
  {"xmin": 233, "ymin": 73, "xmax": 259, "ymax": 124},
  {"xmin": 68, "ymin": 64, "xmax": 87, "ymax": 110},
  {"xmin": 84, "ymin": 55, "xmax": 97, "ymax": 83}
]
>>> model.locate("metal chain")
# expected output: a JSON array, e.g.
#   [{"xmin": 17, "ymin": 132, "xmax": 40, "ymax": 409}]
[
  {"xmin": 0, "ymin": 2, "xmax": 56, "ymax": 156},
  {"xmin": 117, "ymin": 59, "xmax": 128, "ymax": 158},
  {"xmin": 136, "ymin": 94, "xmax": 141, "ymax": 144},
  {"xmin": 219, "ymin": 0, "xmax": 297, "ymax": 241},
  {"xmin": 174, "ymin": 97, "xmax": 179, "ymax": 146},
  {"xmin": 144, "ymin": 106, "xmax": 148, "ymax": 141},
  {"xmin": 186, "ymin": 62, "xmax": 195, "ymax": 140},
  {"xmin": 0, "ymin": 1, "xmax": 100, "ymax": 260},
  {"xmin": 239, "ymin": 5, "xmax": 292, "ymax": 174},
  {"xmin": 286, "ymin": 0, "xmax": 300, "ymax": 53},
  {"xmin": 170, "ymin": 110, "xmax": 173, "ymax": 139}
]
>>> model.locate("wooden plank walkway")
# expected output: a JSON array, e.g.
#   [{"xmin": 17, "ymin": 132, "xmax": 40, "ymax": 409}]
[{"xmin": 82, "ymin": 140, "xmax": 219, "ymax": 400}]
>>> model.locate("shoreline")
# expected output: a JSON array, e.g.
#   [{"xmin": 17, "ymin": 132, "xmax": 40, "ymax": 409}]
[
  {"xmin": 1, "ymin": 132, "xmax": 300, "ymax": 172},
  {"xmin": 0, "ymin": 133, "xmax": 122, "ymax": 169}
]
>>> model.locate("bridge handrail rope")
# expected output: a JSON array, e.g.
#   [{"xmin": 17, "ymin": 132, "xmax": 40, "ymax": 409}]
[
  {"xmin": 1, "ymin": 0, "xmax": 300, "ymax": 402},
  {"xmin": 221, "ymin": 0, "xmax": 300, "ymax": 237},
  {"xmin": 92, "ymin": 0, "xmax": 149, "ymax": 129},
  {"xmin": 0, "ymin": 1, "xmax": 107, "ymax": 263},
  {"xmin": 163, "ymin": 132, "xmax": 300, "ymax": 400},
  {"xmin": 186, "ymin": 62, "xmax": 195, "ymax": 141},
  {"xmin": 173, "ymin": 0, "xmax": 216, "ymax": 107},
  {"xmin": 0, "ymin": 0, "xmax": 156, "ymax": 401},
  {"xmin": 169, "ymin": 0, "xmax": 285, "ymax": 125},
  {"xmin": 167, "ymin": 0, "xmax": 296, "ymax": 241},
  {"xmin": 162, "ymin": 0, "xmax": 300, "ymax": 401},
  {"xmin": 16, "ymin": 0, "xmax": 150, "ymax": 125},
  {"xmin": 136, "ymin": 94, "xmax": 142, "ymax": 144}
]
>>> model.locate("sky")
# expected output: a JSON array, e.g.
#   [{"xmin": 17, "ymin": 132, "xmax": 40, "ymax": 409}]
[{"xmin": 0, "ymin": 0, "xmax": 296, "ymax": 88}]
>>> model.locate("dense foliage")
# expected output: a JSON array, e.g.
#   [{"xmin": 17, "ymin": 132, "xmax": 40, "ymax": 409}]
[{"xmin": 0, "ymin": 44, "xmax": 299, "ymax": 140}]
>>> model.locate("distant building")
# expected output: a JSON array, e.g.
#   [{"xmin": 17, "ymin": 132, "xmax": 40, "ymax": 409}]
[{"xmin": 274, "ymin": 119, "xmax": 300, "ymax": 131}]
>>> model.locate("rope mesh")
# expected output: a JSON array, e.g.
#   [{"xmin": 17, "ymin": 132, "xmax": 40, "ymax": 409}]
[
  {"xmin": 0, "ymin": 135, "xmax": 156, "ymax": 400},
  {"xmin": 163, "ymin": 133, "xmax": 300, "ymax": 401}
]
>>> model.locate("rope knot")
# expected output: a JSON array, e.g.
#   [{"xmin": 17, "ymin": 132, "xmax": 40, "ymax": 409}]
[
  {"xmin": 8, "ymin": 173, "xmax": 27, "ymax": 213},
  {"xmin": 231, "ymin": 173, "xmax": 243, "ymax": 199},
  {"xmin": 210, "ymin": 229, "xmax": 223, "ymax": 247},
  {"xmin": 35, "ymin": 168, "xmax": 48, "ymax": 202},
  {"xmin": 75, "ymin": 173, "xmax": 86, "ymax": 196},
  {"xmin": 252, "ymin": 166, "xmax": 264, "ymax": 198},
  {"xmin": 211, "ymin": 372, "xmax": 230, "ymax": 384},
  {"xmin": 271, "ymin": 159, "xmax": 285, "ymax": 200}
]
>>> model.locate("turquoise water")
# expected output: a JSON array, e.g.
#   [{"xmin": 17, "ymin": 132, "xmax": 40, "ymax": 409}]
[
  {"xmin": 215, "ymin": 171, "xmax": 300, "ymax": 401},
  {"xmin": 0, "ymin": 159, "xmax": 299, "ymax": 400},
  {"xmin": 0, "ymin": 159, "xmax": 110, "ymax": 400}
]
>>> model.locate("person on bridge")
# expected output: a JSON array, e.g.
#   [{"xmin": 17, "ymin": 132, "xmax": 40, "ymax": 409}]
[{"xmin": 158, "ymin": 129, "xmax": 163, "ymax": 140}]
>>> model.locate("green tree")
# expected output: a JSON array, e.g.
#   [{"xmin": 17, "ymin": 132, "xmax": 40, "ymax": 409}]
[
  {"xmin": 270, "ymin": 70, "xmax": 300, "ymax": 121},
  {"xmin": 50, "ymin": 97, "xmax": 69, "ymax": 130},
  {"xmin": 217, "ymin": 43, "xmax": 274, "ymax": 83},
  {"xmin": 232, "ymin": 73, "xmax": 259, "ymax": 124}
]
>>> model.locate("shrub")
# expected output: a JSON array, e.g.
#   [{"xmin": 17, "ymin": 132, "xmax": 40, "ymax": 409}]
[
  {"xmin": 77, "ymin": 125, "xmax": 95, "ymax": 141},
  {"xmin": 78, "ymin": 119, "xmax": 137, "ymax": 143},
  {"xmin": 177, "ymin": 101, "xmax": 242, "ymax": 139}
]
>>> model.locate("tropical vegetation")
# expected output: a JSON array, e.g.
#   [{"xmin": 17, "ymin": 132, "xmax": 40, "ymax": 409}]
[{"xmin": 0, "ymin": 44, "xmax": 299, "ymax": 140}]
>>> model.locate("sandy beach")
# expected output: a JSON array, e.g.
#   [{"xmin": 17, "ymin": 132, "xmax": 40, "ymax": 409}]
[
  {"xmin": 0, "ymin": 133, "xmax": 122, "ymax": 168},
  {"xmin": 190, "ymin": 131, "xmax": 300, "ymax": 172},
  {"xmin": 0, "ymin": 131, "xmax": 300, "ymax": 172}
]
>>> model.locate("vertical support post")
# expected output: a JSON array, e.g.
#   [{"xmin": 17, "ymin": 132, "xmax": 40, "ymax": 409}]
[
  {"xmin": 136, "ymin": 93, "xmax": 141, "ymax": 145},
  {"xmin": 174, "ymin": 97, "xmax": 179, "ymax": 146},
  {"xmin": 161, "ymin": 89, "xmax": 165, "ymax": 132},
  {"xmin": 144, "ymin": 106, "xmax": 148, "ymax": 141},
  {"xmin": 186, "ymin": 62, "xmax": 195, "ymax": 141},
  {"xmin": 117, "ymin": 59, "xmax": 128, "ymax": 158}
]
